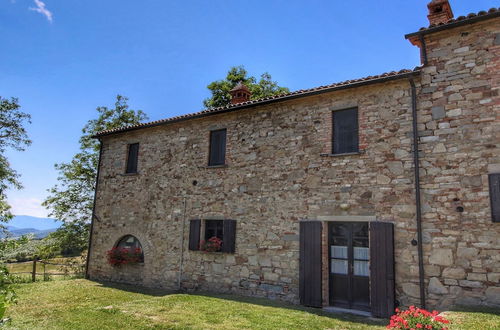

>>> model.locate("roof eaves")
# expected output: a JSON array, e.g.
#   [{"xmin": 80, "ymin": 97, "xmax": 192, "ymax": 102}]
[
  {"xmin": 405, "ymin": 7, "xmax": 500, "ymax": 39},
  {"xmin": 93, "ymin": 69, "xmax": 421, "ymax": 139}
]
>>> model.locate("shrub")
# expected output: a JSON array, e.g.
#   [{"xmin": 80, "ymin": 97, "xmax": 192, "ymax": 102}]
[
  {"xmin": 387, "ymin": 306, "xmax": 450, "ymax": 330},
  {"xmin": 0, "ymin": 264, "xmax": 17, "ymax": 322},
  {"xmin": 106, "ymin": 248, "xmax": 142, "ymax": 266}
]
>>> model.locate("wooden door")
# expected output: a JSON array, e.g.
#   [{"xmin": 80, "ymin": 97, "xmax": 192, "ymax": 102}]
[
  {"xmin": 369, "ymin": 221, "xmax": 395, "ymax": 318},
  {"xmin": 299, "ymin": 221, "xmax": 323, "ymax": 307},
  {"xmin": 329, "ymin": 222, "xmax": 370, "ymax": 311}
]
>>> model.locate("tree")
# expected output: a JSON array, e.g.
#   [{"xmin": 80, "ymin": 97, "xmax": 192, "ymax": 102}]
[
  {"xmin": 43, "ymin": 95, "xmax": 147, "ymax": 254},
  {"xmin": 203, "ymin": 66, "xmax": 290, "ymax": 108},
  {"xmin": 0, "ymin": 97, "xmax": 31, "ymax": 224}
]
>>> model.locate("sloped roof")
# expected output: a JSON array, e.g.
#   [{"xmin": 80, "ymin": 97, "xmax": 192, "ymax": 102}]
[
  {"xmin": 93, "ymin": 68, "xmax": 420, "ymax": 138},
  {"xmin": 405, "ymin": 7, "xmax": 500, "ymax": 38}
]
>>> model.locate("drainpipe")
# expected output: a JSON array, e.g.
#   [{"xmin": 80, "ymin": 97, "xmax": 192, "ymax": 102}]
[
  {"xmin": 85, "ymin": 140, "xmax": 104, "ymax": 279},
  {"xmin": 418, "ymin": 34, "xmax": 429, "ymax": 66},
  {"xmin": 409, "ymin": 78, "xmax": 426, "ymax": 309},
  {"xmin": 177, "ymin": 197, "xmax": 187, "ymax": 290}
]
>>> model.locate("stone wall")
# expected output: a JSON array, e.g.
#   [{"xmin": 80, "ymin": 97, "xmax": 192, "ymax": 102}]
[
  {"xmin": 87, "ymin": 16, "xmax": 500, "ymax": 310},
  {"xmin": 88, "ymin": 80, "xmax": 418, "ymax": 304},
  {"xmin": 413, "ymin": 18, "xmax": 500, "ymax": 308}
]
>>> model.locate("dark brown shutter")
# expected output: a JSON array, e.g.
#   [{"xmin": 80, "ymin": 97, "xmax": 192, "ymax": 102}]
[
  {"xmin": 222, "ymin": 220, "xmax": 236, "ymax": 253},
  {"xmin": 333, "ymin": 108, "xmax": 358, "ymax": 154},
  {"xmin": 489, "ymin": 173, "xmax": 500, "ymax": 222},
  {"xmin": 370, "ymin": 221, "xmax": 395, "ymax": 318},
  {"xmin": 209, "ymin": 129, "xmax": 226, "ymax": 166},
  {"xmin": 126, "ymin": 143, "xmax": 139, "ymax": 173},
  {"xmin": 188, "ymin": 219, "xmax": 201, "ymax": 251},
  {"xmin": 299, "ymin": 221, "xmax": 322, "ymax": 307}
]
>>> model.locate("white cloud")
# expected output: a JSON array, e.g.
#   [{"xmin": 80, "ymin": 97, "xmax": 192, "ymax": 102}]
[
  {"xmin": 29, "ymin": 0, "xmax": 53, "ymax": 23},
  {"xmin": 8, "ymin": 197, "xmax": 49, "ymax": 218}
]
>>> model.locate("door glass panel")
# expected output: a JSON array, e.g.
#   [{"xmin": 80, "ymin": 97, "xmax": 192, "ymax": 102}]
[
  {"xmin": 354, "ymin": 260, "xmax": 369, "ymax": 276},
  {"xmin": 353, "ymin": 247, "xmax": 369, "ymax": 260},
  {"xmin": 332, "ymin": 236, "xmax": 347, "ymax": 246},
  {"xmin": 353, "ymin": 238, "xmax": 368, "ymax": 247},
  {"xmin": 331, "ymin": 246, "xmax": 348, "ymax": 259},
  {"xmin": 332, "ymin": 224, "xmax": 349, "ymax": 237},
  {"xmin": 352, "ymin": 223, "xmax": 368, "ymax": 237},
  {"xmin": 331, "ymin": 259, "xmax": 348, "ymax": 274}
]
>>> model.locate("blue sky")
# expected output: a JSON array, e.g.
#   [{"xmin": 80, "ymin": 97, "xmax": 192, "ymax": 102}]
[{"xmin": 1, "ymin": 0, "xmax": 497, "ymax": 218}]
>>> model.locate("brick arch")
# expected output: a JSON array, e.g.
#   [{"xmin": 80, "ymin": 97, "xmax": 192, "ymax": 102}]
[{"xmin": 107, "ymin": 229, "xmax": 155, "ymax": 286}]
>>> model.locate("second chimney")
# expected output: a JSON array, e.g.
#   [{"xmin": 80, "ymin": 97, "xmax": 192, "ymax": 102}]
[
  {"xmin": 427, "ymin": 0, "xmax": 454, "ymax": 26},
  {"xmin": 229, "ymin": 82, "xmax": 251, "ymax": 104}
]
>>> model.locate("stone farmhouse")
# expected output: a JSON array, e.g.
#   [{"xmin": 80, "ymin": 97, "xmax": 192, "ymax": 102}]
[{"xmin": 87, "ymin": 1, "xmax": 500, "ymax": 317}]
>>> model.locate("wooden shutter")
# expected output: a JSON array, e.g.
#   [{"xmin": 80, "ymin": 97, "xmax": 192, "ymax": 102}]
[
  {"xmin": 333, "ymin": 108, "xmax": 358, "ymax": 154},
  {"xmin": 188, "ymin": 219, "xmax": 201, "ymax": 251},
  {"xmin": 209, "ymin": 129, "xmax": 226, "ymax": 166},
  {"xmin": 222, "ymin": 220, "xmax": 236, "ymax": 253},
  {"xmin": 369, "ymin": 221, "xmax": 395, "ymax": 318},
  {"xmin": 489, "ymin": 174, "xmax": 500, "ymax": 222},
  {"xmin": 126, "ymin": 143, "xmax": 139, "ymax": 173},
  {"xmin": 299, "ymin": 221, "xmax": 322, "ymax": 307}
]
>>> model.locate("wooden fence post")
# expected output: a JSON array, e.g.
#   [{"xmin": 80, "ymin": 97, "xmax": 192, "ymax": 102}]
[{"xmin": 32, "ymin": 256, "xmax": 37, "ymax": 282}]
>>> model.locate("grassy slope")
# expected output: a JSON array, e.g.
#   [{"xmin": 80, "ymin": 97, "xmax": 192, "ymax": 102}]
[
  {"xmin": 5, "ymin": 279, "xmax": 500, "ymax": 329},
  {"xmin": 6, "ymin": 280, "xmax": 384, "ymax": 329}
]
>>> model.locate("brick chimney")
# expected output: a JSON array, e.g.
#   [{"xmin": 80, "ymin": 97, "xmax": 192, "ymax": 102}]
[
  {"xmin": 427, "ymin": 0, "xmax": 454, "ymax": 26},
  {"xmin": 229, "ymin": 82, "xmax": 251, "ymax": 104}
]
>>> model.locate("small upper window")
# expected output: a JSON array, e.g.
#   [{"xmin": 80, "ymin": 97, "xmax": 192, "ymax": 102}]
[
  {"xmin": 332, "ymin": 108, "xmax": 359, "ymax": 154},
  {"xmin": 208, "ymin": 129, "xmax": 226, "ymax": 166},
  {"xmin": 126, "ymin": 143, "xmax": 139, "ymax": 173}
]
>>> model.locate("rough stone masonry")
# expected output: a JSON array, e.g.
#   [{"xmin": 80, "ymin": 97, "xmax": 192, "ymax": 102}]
[{"xmin": 87, "ymin": 2, "xmax": 500, "ymax": 311}]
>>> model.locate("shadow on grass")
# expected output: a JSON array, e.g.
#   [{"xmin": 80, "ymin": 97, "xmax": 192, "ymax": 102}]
[
  {"xmin": 95, "ymin": 280, "xmax": 179, "ymax": 297},
  {"xmin": 93, "ymin": 280, "xmax": 386, "ymax": 328},
  {"xmin": 448, "ymin": 305, "xmax": 500, "ymax": 316}
]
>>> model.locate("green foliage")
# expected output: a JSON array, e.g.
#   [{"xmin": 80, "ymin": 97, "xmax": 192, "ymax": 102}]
[
  {"xmin": 0, "ymin": 235, "xmax": 57, "ymax": 262},
  {"xmin": 203, "ymin": 66, "xmax": 290, "ymax": 108},
  {"xmin": 0, "ymin": 97, "xmax": 31, "ymax": 224},
  {"xmin": 0, "ymin": 264, "xmax": 17, "ymax": 321},
  {"xmin": 44, "ymin": 95, "xmax": 147, "ymax": 226},
  {"xmin": 39, "ymin": 223, "xmax": 90, "ymax": 258}
]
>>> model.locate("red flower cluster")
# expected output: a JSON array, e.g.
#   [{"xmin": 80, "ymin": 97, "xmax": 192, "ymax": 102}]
[
  {"xmin": 107, "ymin": 247, "xmax": 143, "ymax": 266},
  {"xmin": 387, "ymin": 306, "xmax": 450, "ymax": 330},
  {"xmin": 200, "ymin": 236, "xmax": 223, "ymax": 252}
]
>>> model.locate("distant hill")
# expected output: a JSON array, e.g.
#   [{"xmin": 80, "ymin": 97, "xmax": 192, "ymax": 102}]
[
  {"xmin": 0, "ymin": 215, "xmax": 62, "ymax": 239},
  {"xmin": 1, "ymin": 226, "xmax": 57, "ymax": 239},
  {"xmin": 8, "ymin": 215, "xmax": 62, "ymax": 231}
]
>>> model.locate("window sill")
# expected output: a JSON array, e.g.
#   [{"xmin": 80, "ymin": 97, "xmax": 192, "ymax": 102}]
[
  {"xmin": 122, "ymin": 172, "xmax": 139, "ymax": 176},
  {"xmin": 320, "ymin": 152, "xmax": 362, "ymax": 157},
  {"xmin": 203, "ymin": 164, "xmax": 228, "ymax": 169}
]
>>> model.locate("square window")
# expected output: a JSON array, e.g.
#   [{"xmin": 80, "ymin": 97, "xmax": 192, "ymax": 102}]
[{"xmin": 332, "ymin": 108, "xmax": 359, "ymax": 154}]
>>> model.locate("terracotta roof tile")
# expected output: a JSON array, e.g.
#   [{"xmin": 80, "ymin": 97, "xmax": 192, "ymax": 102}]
[
  {"xmin": 417, "ymin": 7, "xmax": 499, "ymax": 32},
  {"xmin": 94, "ymin": 68, "xmax": 420, "ymax": 138}
]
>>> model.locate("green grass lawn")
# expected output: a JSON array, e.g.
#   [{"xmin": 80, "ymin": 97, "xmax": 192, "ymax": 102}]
[{"xmin": 5, "ymin": 279, "xmax": 500, "ymax": 329}]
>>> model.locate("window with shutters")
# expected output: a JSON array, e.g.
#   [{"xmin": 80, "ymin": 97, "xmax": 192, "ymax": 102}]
[
  {"xmin": 332, "ymin": 108, "xmax": 359, "ymax": 154},
  {"xmin": 208, "ymin": 129, "xmax": 227, "ymax": 166},
  {"xmin": 125, "ymin": 143, "xmax": 139, "ymax": 174},
  {"xmin": 188, "ymin": 219, "xmax": 236, "ymax": 253},
  {"xmin": 489, "ymin": 173, "xmax": 500, "ymax": 223}
]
